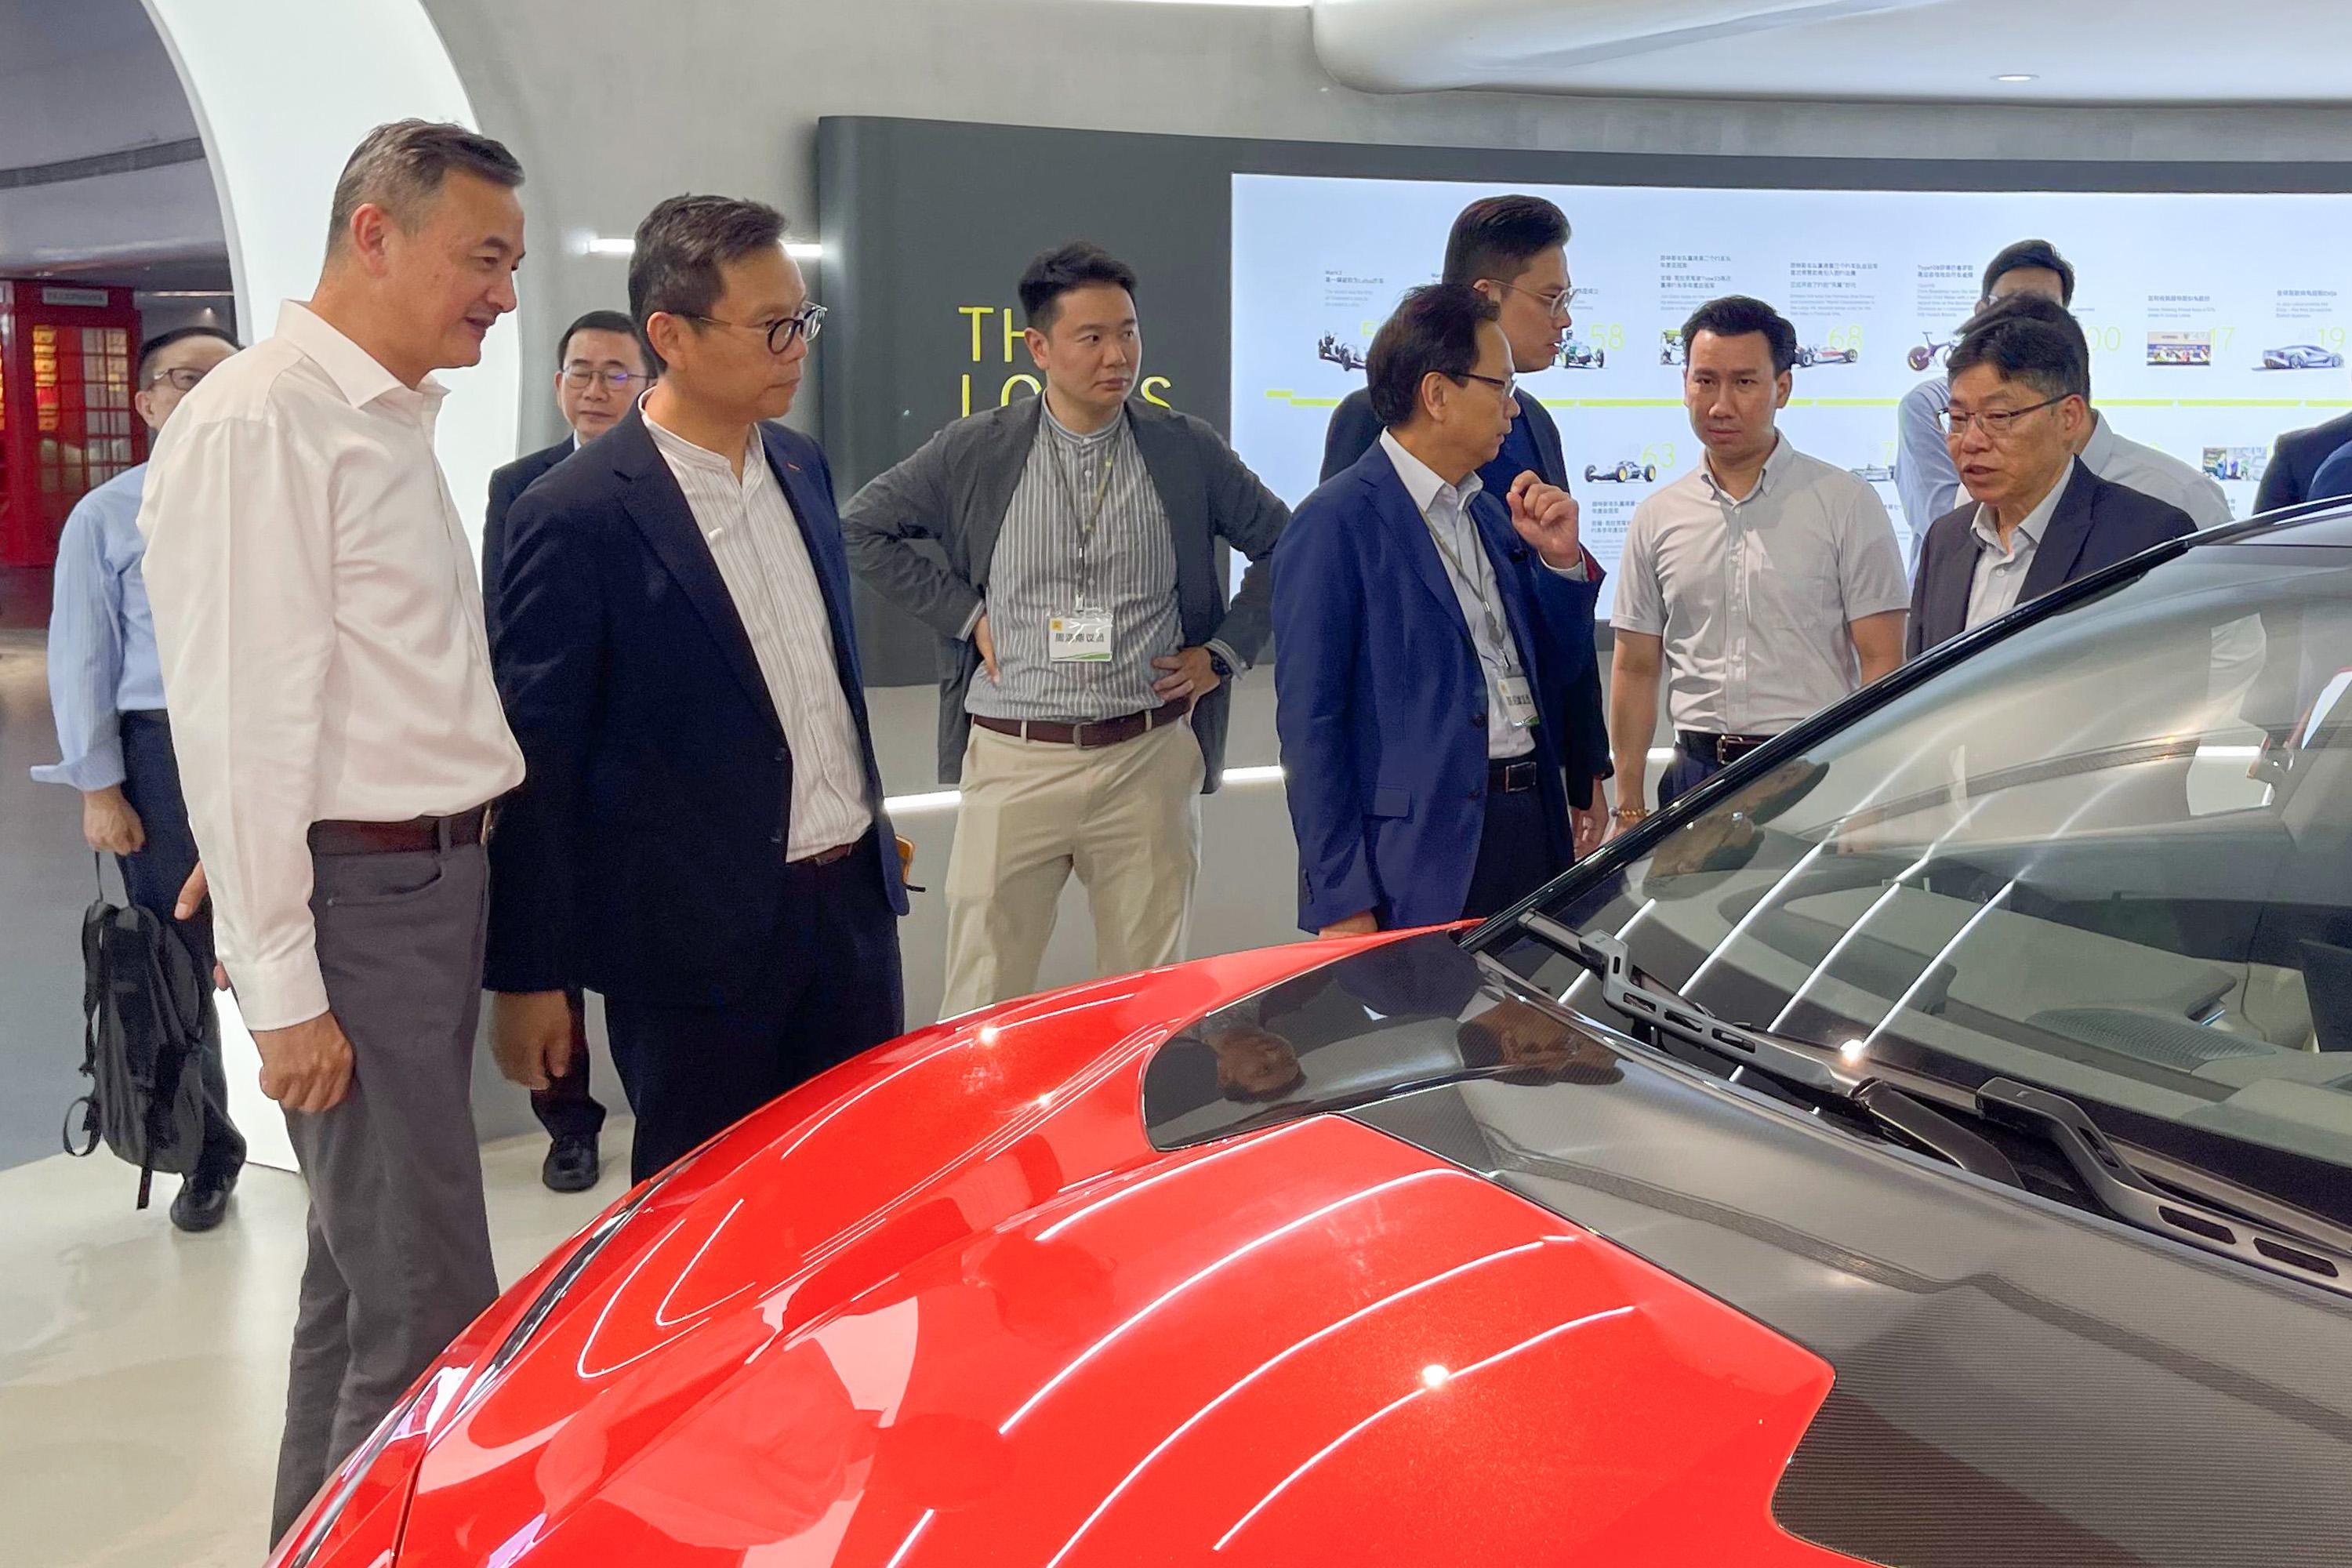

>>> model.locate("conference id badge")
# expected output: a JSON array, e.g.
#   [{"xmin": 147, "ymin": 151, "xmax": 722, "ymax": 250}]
[
  {"xmin": 1050, "ymin": 606, "xmax": 1114, "ymax": 662},
  {"xmin": 1497, "ymin": 674, "xmax": 1540, "ymax": 729}
]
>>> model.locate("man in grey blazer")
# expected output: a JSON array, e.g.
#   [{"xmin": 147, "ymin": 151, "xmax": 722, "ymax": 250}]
[{"xmin": 844, "ymin": 243, "xmax": 1288, "ymax": 1016}]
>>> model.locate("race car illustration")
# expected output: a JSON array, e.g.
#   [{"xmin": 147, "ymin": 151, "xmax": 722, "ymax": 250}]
[
  {"xmin": 1316, "ymin": 333, "xmax": 1368, "ymax": 372},
  {"xmin": 2262, "ymin": 344, "xmax": 2346, "ymax": 370},
  {"xmin": 1584, "ymin": 459, "xmax": 1659, "ymax": 484},
  {"xmin": 1907, "ymin": 332, "xmax": 1958, "ymax": 372},
  {"xmin": 1793, "ymin": 345, "xmax": 1858, "ymax": 368},
  {"xmin": 1849, "ymin": 463, "xmax": 1894, "ymax": 483},
  {"xmin": 1659, "ymin": 330, "xmax": 1686, "ymax": 367},
  {"xmin": 1556, "ymin": 338, "xmax": 1607, "ymax": 369}
]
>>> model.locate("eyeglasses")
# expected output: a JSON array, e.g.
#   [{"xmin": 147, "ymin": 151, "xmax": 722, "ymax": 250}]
[
  {"xmin": 145, "ymin": 365, "xmax": 212, "ymax": 394},
  {"xmin": 685, "ymin": 301, "xmax": 828, "ymax": 355},
  {"xmin": 1457, "ymin": 371, "xmax": 1519, "ymax": 401},
  {"xmin": 561, "ymin": 365, "xmax": 649, "ymax": 390},
  {"xmin": 1486, "ymin": 280, "xmax": 1577, "ymax": 321},
  {"xmin": 1938, "ymin": 393, "xmax": 2071, "ymax": 440}
]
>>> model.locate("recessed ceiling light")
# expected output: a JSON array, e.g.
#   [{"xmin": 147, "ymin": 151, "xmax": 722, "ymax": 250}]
[{"xmin": 1994, "ymin": 73, "xmax": 2038, "ymax": 83}]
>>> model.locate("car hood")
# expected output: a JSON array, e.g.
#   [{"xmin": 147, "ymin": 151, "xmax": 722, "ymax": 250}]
[{"xmin": 393, "ymin": 936, "xmax": 1854, "ymax": 1565}]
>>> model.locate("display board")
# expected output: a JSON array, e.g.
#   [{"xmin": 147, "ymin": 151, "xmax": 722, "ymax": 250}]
[{"xmin": 1232, "ymin": 174, "xmax": 2352, "ymax": 575}]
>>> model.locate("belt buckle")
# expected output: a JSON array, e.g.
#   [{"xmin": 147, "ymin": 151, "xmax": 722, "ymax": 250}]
[{"xmin": 1504, "ymin": 759, "xmax": 1536, "ymax": 793}]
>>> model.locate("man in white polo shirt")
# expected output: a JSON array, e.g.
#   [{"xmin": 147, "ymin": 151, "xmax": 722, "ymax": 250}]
[{"xmin": 1608, "ymin": 295, "xmax": 1910, "ymax": 828}]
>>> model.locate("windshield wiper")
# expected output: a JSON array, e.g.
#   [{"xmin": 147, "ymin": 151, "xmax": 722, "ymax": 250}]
[
  {"xmin": 1977, "ymin": 1078, "xmax": 2352, "ymax": 1297},
  {"xmin": 1514, "ymin": 912, "xmax": 2021, "ymax": 1186}
]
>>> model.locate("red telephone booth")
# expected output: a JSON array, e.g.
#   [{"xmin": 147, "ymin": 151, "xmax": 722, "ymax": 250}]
[{"xmin": 0, "ymin": 280, "xmax": 147, "ymax": 570}]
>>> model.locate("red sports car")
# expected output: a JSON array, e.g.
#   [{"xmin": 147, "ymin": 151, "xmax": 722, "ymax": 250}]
[{"xmin": 278, "ymin": 509, "xmax": 2352, "ymax": 1567}]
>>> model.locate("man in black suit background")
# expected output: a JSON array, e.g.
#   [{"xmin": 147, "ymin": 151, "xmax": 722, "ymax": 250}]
[
  {"xmin": 2254, "ymin": 405, "xmax": 2352, "ymax": 515},
  {"xmin": 1319, "ymin": 194, "xmax": 1608, "ymax": 856},
  {"xmin": 479, "ymin": 307, "xmax": 648, "ymax": 1192},
  {"xmin": 485, "ymin": 194, "xmax": 907, "ymax": 1183},
  {"xmin": 1909, "ymin": 294, "xmax": 2195, "ymax": 656}
]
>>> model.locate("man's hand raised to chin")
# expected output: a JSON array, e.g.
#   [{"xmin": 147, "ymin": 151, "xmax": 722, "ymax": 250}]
[{"xmin": 1505, "ymin": 471, "xmax": 1585, "ymax": 572}]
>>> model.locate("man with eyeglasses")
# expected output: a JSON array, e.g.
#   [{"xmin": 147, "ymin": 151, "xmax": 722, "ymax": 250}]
[
  {"xmin": 476, "ymin": 308, "xmax": 649, "ymax": 1194},
  {"xmin": 1275, "ymin": 284, "xmax": 1597, "ymax": 936},
  {"xmin": 1908, "ymin": 293, "xmax": 2195, "ymax": 655},
  {"xmin": 32, "ymin": 324, "xmax": 246, "ymax": 1234},
  {"xmin": 485, "ymin": 194, "xmax": 906, "ymax": 1185},
  {"xmin": 1609, "ymin": 296, "xmax": 1909, "ymax": 821},
  {"xmin": 1321, "ymin": 196, "xmax": 1610, "ymax": 855},
  {"xmin": 845, "ymin": 242, "xmax": 1287, "ymax": 1018}
]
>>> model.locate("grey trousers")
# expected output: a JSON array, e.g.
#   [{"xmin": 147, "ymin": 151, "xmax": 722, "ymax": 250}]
[{"xmin": 268, "ymin": 839, "xmax": 499, "ymax": 1546}]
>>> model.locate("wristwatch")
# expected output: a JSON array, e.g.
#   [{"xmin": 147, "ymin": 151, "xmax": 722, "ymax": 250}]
[{"xmin": 1207, "ymin": 650, "xmax": 1235, "ymax": 684}]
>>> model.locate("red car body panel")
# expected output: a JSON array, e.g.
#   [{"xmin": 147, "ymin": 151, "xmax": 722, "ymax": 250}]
[{"xmin": 290, "ymin": 939, "xmax": 1866, "ymax": 1566}]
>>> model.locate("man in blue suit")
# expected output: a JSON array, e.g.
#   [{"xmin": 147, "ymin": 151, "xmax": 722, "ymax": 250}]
[
  {"xmin": 485, "ymin": 195, "xmax": 907, "ymax": 1182},
  {"xmin": 1321, "ymin": 197, "xmax": 1610, "ymax": 833},
  {"xmin": 1910, "ymin": 294, "xmax": 2196, "ymax": 655},
  {"xmin": 1276, "ymin": 285, "xmax": 1601, "ymax": 937},
  {"xmin": 2255, "ymin": 407, "xmax": 2352, "ymax": 515}
]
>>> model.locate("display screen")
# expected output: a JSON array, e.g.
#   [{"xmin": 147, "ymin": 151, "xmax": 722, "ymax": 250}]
[{"xmin": 1230, "ymin": 173, "xmax": 2352, "ymax": 578}]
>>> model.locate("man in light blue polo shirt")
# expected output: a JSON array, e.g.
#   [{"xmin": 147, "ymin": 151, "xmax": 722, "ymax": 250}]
[{"xmin": 34, "ymin": 323, "xmax": 246, "ymax": 1232}]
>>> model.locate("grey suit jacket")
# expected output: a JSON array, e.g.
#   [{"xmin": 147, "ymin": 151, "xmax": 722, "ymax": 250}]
[{"xmin": 840, "ymin": 397, "xmax": 1289, "ymax": 792}]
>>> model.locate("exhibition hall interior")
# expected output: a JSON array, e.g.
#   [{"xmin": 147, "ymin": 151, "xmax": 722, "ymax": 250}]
[{"xmin": 7, "ymin": 0, "xmax": 2352, "ymax": 1563}]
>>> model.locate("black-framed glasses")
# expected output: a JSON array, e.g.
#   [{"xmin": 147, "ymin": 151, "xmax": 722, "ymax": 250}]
[
  {"xmin": 1485, "ymin": 279, "xmax": 1577, "ymax": 321},
  {"xmin": 560, "ymin": 365, "xmax": 649, "ymax": 390},
  {"xmin": 1939, "ymin": 393, "xmax": 2071, "ymax": 441},
  {"xmin": 686, "ymin": 301, "xmax": 828, "ymax": 354},
  {"xmin": 1457, "ymin": 370, "xmax": 1519, "ymax": 401},
  {"xmin": 146, "ymin": 365, "xmax": 212, "ymax": 394}
]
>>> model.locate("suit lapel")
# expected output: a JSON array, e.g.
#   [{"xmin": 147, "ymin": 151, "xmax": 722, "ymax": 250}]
[
  {"xmin": 762, "ymin": 425, "xmax": 862, "ymax": 691},
  {"xmin": 2022, "ymin": 461, "xmax": 2101, "ymax": 601},
  {"xmin": 1516, "ymin": 390, "xmax": 1566, "ymax": 488},
  {"xmin": 1924, "ymin": 509, "xmax": 1976, "ymax": 644},
  {"xmin": 964, "ymin": 398, "xmax": 1047, "ymax": 590},
  {"xmin": 1366, "ymin": 448, "xmax": 1472, "ymax": 643},
  {"xmin": 611, "ymin": 411, "xmax": 783, "ymax": 735}
]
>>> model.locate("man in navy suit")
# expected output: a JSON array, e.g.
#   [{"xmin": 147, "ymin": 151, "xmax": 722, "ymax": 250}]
[
  {"xmin": 485, "ymin": 195, "xmax": 907, "ymax": 1183},
  {"xmin": 1320, "ymin": 196, "xmax": 1610, "ymax": 841},
  {"xmin": 1275, "ymin": 284, "xmax": 1601, "ymax": 937},
  {"xmin": 2256, "ymin": 408, "xmax": 2352, "ymax": 515},
  {"xmin": 478, "ymin": 307, "xmax": 649, "ymax": 1193},
  {"xmin": 1910, "ymin": 294, "xmax": 2195, "ymax": 656}
]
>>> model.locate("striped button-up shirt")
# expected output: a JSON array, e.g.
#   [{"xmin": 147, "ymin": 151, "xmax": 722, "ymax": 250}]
[
  {"xmin": 966, "ymin": 405, "xmax": 1186, "ymax": 724},
  {"xmin": 643, "ymin": 409, "xmax": 872, "ymax": 858},
  {"xmin": 33, "ymin": 464, "xmax": 164, "ymax": 793}
]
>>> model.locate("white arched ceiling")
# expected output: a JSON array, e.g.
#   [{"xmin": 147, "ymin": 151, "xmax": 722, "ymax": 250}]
[
  {"xmin": 1310, "ymin": 0, "xmax": 2352, "ymax": 103},
  {"xmin": 133, "ymin": 0, "xmax": 523, "ymax": 1171}
]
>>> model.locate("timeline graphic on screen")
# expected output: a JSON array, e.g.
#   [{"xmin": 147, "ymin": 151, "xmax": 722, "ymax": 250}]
[{"xmin": 1230, "ymin": 173, "xmax": 2352, "ymax": 579}]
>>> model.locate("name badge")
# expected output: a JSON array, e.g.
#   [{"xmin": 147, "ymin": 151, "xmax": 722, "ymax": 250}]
[
  {"xmin": 1049, "ymin": 607, "xmax": 1115, "ymax": 662},
  {"xmin": 1497, "ymin": 673, "xmax": 1540, "ymax": 729}
]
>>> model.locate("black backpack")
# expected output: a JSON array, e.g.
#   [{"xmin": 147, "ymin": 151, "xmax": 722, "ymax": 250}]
[{"xmin": 64, "ymin": 860, "xmax": 211, "ymax": 1207}]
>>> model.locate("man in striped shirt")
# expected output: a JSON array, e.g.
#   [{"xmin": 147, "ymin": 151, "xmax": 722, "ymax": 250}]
[{"xmin": 846, "ymin": 243, "xmax": 1289, "ymax": 1016}]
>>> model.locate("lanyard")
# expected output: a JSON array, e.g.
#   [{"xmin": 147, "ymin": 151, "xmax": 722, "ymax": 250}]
[
  {"xmin": 1048, "ymin": 418, "xmax": 1120, "ymax": 608},
  {"xmin": 1421, "ymin": 498, "xmax": 1521, "ymax": 675}
]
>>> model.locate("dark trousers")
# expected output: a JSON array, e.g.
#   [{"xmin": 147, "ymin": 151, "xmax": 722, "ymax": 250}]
[
  {"xmin": 1657, "ymin": 748, "xmax": 1731, "ymax": 810},
  {"xmin": 270, "ymin": 837, "xmax": 499, "ymax": 1546},
  {"xmin": 604, "ymin": 840, "xmax": 905, "ymax": 1185},
  {"xmin": 530, "ymin": 986, "xmax": 606, "ymax": 1142},
  {"xmin": 1459, "ymin": 783, "xmax": 1567, "ymax": 922},
  {"xmin": 115, "ymin": 712, "xmax": 244, "ymax": 1181}
]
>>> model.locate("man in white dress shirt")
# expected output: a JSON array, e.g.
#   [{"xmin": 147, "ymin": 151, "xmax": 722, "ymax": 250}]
[{"xmin": 136, "ymin": 119, "xmax": 528, "ymax": 1547}]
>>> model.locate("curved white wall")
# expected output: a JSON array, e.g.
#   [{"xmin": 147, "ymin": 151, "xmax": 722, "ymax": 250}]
[{"xmin": 136, "ymin": 0, "xmax": 523, "ymax": 1170}]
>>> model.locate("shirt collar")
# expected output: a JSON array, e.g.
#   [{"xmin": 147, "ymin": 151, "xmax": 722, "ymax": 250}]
[
  {"xmin": 1040, "ymin": 397, "xmax": 1124, "ymax": 446},
  {"xmin": 642, "ymin": 399, "xmax": 759, "ymax": 477},
  {"xmin": 2078, "ymin": 411, "xmax": 2117, "ymax": 472},
  {"xmin": 275, "ymin": 300, "xmax": 441, "ymax": 412},
  {"xmin": 1379, "ymin": 429, "xmax": 1483, "ymax": 518},
  {"xmin": 1972, "ymin": 456, "xmax": 2076, "ymax": 558},
  {"xmin": 1700, "ymin": 433, "xmax": 1786, "ymax": 505}
]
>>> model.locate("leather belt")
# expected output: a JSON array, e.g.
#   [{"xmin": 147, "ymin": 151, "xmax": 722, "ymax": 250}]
[
  {"xmin": 971, "ymin": 698, "xmax": 1189, "ymax": 749},
  {"xmin": 308, "ymin": 805, "xmax": 488, "ymax": 857},
  {"xmin": 1677, "ymin": 730, "xmax": 1777, "ymax": 767},
  {"xmin": 793, "ymin": 840, "xmax": 859, "ymax": 868},
  {"xmin": 1487, "ymin": 757, "xmax": 1541, "ymax": 795}
]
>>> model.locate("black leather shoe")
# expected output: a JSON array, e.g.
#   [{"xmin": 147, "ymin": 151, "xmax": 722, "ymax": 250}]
[
  {"xmin": 170, "ymin": 1168, "xmax": 238, "ymax": 1233},
  {"xmin": 543, "ymin": 1134, "xmax": 601, "ymax": 1193}
]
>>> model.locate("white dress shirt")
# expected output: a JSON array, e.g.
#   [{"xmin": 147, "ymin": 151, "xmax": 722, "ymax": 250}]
[
  {"xmin": 641, "ymin": 406, "xmax": 873, "ymax": 858},
  {"xmin": 1613, "ymin": 437, "xmax": 1911, "ymax": 735},
  {"xmin": 1380, "ymin": 432, "xmax": 1538, "ymax": 760},
  {"xmin": 137, "ymin": 302, "xmax": 524, "ymax": 1030},
  {"xmin": 2080, "ymin": 414, "xmax": 2233, "ymax": 528},
  {"xmin": 1965, "ymin": 458, "xmax": 2074, "ymax": 631}
]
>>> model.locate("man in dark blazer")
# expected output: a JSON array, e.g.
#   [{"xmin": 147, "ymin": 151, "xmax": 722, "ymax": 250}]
[
  {"xmin": 2255, "ymin": 408, "xmax": 2352, "ymax": 515},
  {"xmin": 844, "ymin": 243, "xmax": 1286, "ymax": 1018},
  {"xmin": 487, "ymin": 196, "xmax": 906, "ymax": 1184},
  {"xmin": 1276, "ymin": 285, "xmax": 1602, "ymax": 937},
  {"xmin": 1320, "ymin": 194, "xmax": 1608, "ymax": 847},
  {"xmin": 478, "ymin": 307, "xmax": 648, "ymax": 1193},
  {"xmin": 1910, "ymin": 295, "xmax": 2194, "ymax": 655},
  {"xmin": 481, "ymin": 309, "xmax": 652, "ymax": 644}
]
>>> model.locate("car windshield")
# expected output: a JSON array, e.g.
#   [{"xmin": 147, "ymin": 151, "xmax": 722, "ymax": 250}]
[{"xmin": 1478, "ymin": 541, "xmax": 2352, "ymax": 1217}]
